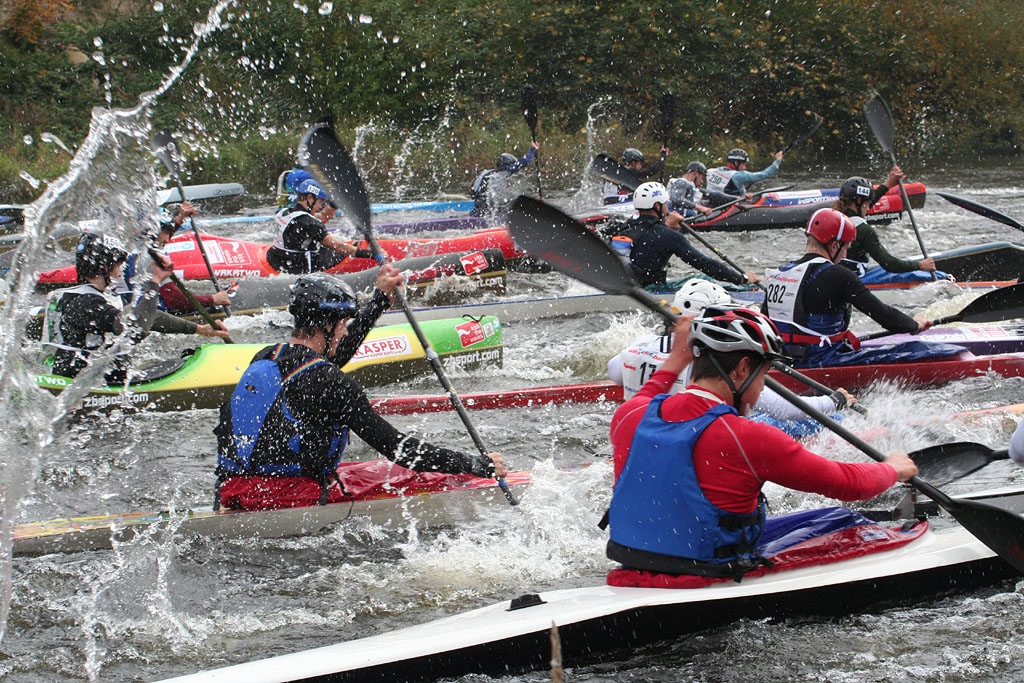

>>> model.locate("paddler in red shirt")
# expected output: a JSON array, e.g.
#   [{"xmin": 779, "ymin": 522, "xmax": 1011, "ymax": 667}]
[{"xmin": 606, "ymin": 306, "xmax": 918, "ymax": 579}]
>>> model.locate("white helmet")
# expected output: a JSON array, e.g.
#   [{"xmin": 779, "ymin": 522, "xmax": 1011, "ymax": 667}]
[
  {"xmin": 632, "ymin": 182, "xmax": 668, "ymax": 210},
  {"xmin": 671, "ymin": 279, "xmax": 734, "ymax": 314}
]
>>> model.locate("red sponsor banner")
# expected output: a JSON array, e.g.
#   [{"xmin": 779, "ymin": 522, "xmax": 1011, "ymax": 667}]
[
  {"xmin": 459, "ymin": 251, "xmax": 489, "ymax": 275},
  {"xmin": 455, "ymin": 320, "xmax": 485, "ymax": 347}
]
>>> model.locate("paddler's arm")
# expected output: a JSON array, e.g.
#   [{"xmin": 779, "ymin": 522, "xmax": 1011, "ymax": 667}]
[
  {"xmin": 331, "ymin": 265, "xmax": 403, "ymax": 366},
  {"xmin": 856, "ymin": 223, "xmax": 922, "ymax": 274},
  {"xmin": 342, "ymin": 377, "xmax": 505, "ymax": 478},
  {"xmin": 824, "ymin": 265, "xmax": 924, "ymax": 334}
]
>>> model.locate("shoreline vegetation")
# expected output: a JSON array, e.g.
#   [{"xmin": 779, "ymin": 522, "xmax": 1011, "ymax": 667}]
[{"xmin": 2, "ymin": 0, "xmax": 1024, "ymax": 205}]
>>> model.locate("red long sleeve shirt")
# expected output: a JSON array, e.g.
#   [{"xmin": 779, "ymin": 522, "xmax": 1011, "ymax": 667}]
[{"xmin": 609, "ymin": 368, "xmax": 897, "ymax": 515}]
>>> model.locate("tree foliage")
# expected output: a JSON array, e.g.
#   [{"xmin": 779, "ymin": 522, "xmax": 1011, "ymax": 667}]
[{"xmin": 2, "ymin": 0, "xmax": 1024, "ymax": 200}]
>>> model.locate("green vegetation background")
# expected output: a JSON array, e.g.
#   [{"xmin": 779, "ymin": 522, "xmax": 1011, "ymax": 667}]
[{"xmin": 2, "ymin": 0, "xmax": 1023, "ymax": 203}]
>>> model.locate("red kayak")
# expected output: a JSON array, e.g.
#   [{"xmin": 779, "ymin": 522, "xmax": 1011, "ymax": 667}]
[{"xmin": 36, "ymin": 228, "xmax": 524, "ymax": 287}]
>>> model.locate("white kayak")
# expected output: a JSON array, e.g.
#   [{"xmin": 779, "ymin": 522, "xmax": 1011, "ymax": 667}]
[{"xmin": 154, "ymin": 486, "xmax": 1024, "ymax": 683}]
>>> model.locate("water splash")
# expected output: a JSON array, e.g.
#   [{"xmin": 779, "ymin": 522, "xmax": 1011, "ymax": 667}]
[{"xmin": 0, "ymin": 0, "xmax": 238, "ymax": 649}]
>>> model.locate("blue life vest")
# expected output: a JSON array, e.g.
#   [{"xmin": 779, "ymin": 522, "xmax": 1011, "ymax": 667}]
[
  {"xmin": 608, "ymin": 396, "xmax": 767, "ymax": 577},
  {"xmin": 216, "ymin": 344, "xmax": 349, "ymax": 481}
]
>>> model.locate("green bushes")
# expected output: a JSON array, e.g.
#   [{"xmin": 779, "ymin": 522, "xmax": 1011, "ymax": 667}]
[{"xmin": 2, "ymin": 0, "xmax": 1024, "ymax": 203}]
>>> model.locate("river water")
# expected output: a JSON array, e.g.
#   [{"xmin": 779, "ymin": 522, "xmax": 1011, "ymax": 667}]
[{"xmin": 6, "ymin": 110, "xmax": 1024, "ymax": 680}]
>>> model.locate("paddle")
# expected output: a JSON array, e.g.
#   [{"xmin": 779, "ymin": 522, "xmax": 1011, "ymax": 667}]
[
  {"xmin": 781, "ymin": 113, "xmax": 824, "ymax": 155},
  {"xmin": 590, "ymin": 153, "xmax": 640, "ymax": 192},
  {"xmin": 151, "ymin": 130, "xmax": 232, "ymax": 315},
  {"xmin": 863, "ymin": 92, "xmax": 934, "ymax": 281},
  {"xmin": 659, "ymin": 92, "xmax": 675, "ymax": 184},
  {"xmin": 298, "ymin": 122, "xmax": 518, "ymax": 506},
  {"xmin": 146, "ymin": 248, "xmax": 234, "ymax": 343},
  {"xmin": 506, "ymin": 196, "xmax": 866, "ymax": 416},
  {"xmin": 908, "ymin": 442, "xmax": 1010, "ymax": 485},
  {"xmin": 936, "ymin": 192, "xmax": 1024, "ymax": 234},
  {"xmin": 858, "ymin": 282, "xmax": 1024, "ymax": 341},
  {"xmin": 507, "ymin": 196, "xmax": 1024, "ymax": 573},
  {"xmin": 769, "ymin": 361, "xmax": 867, "ymax": 416},
  {"xmin": 521, "ymin": 85, "xmax": 544, "ymax": 199}
]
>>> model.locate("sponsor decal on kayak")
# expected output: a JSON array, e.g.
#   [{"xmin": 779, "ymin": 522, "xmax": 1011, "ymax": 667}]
[
  {"xmin": 353, "ymin": 334, "xmax": 412, "ymax": 361},
  {"xmin": 443, "ymin": 347, "xmax": 501, "ymax": 367},
  {"xmin": 164, "ymin": 242, "xmax": 194, "ymax": 255},
  {"xmin": 455, "ymin": 320, "xmax": 485, "ymax": 347},
  {"xmin": 212, "ymin": 269, "xmax": 265, "ymax": 278},
  {"xmin": 37, "ymin": 375, "xmax": 70, "ymax": 388},
  {"xmin": 82, "ymin": 392, "xmax": 151, "ymax": 409},
  {"xmin": 459, "ymin": 251, "xmax": 489, "ymax": 275}
]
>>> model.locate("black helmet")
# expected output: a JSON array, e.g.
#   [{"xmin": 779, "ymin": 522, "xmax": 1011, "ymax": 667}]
[
  {"xmin": 727, "ymin": 148, "xmax": 749, "ymax": 164},
  {"xmin": 75, "ymin": 231, "xmax": 128, "ymax": 282},
  {"xmin": 840, "ymin": 176, "xmax": 873, "ymax": 201},
  {"xmin": 496, "ymin": 153, "xmax": 517, "ymax": 169},
  {"xmin": 289, "ymin": 273, "xmax": 358, "ymax": 330},
  {"xmin": 685, "ymin": 161, "xmax": 707, "ymax": 175},
  {"xmin": 621, "ymin": 148, "xmax": 644, "ymax": 164}
]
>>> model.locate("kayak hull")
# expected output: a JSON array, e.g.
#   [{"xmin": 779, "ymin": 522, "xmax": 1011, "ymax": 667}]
[
  {"xmin": 33, "ymin": 316, "xmax": 503, "ymax": 413},
  {"xmin": 152, "ymin": 494, "xmax": 1022, "ymax": 683}
]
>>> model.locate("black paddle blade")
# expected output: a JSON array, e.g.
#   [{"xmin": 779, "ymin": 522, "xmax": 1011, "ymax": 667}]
[
  {"xmin": 508, "ymin": 196, "xmax": 634, "ymax": 295},
  {"xmin": 521, "ymin": 85, "xmax": 538, "ymax": 132},
  {"xmin": 936, "ymin": 192, "xmax": 1024, "ymax": 233},
  {"xmin": 959, "ymin": 282, "xmax": 1024, "ymax": 324},
  {"xmin": 589, "ymin": 154, "xmax": 640, "ymax": 191},
  {"xmin": 659, "ymin": 92, "xmax": 676, "ymax": 140},
  {"xmin": 151, "ymin": 130, "xmax": 182, "ymax": 178},
  {"xmin": 940, "ymin": 496, "xmax": 1024, "ymax": 573},
  {"xmin": 298, "ymin": 123, "xmax": 373, "ymax": 236},
  {"xmin": 864, "ymin": 91, "xmax": 896, "ymax": 158},
  {"xmin": 911, "ymin": 442, "xmax": 1009, "ymax": 484}
]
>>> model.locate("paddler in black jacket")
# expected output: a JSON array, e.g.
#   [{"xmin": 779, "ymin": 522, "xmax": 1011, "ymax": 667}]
[
  {"xmin": 42, "ymin": 231, "xmax": 230, "ymax": 383},
  {"xmin": 267, "ymin": 178, "xmax": 379, "ymax": 274},
  {"xmin": 623, "ymin": 182, "xmax": 760, "ymax": 289},
  {"xmin": 213, "ymin": 268, "xmax": 505, "ymax": 511},
  {"xmin": 763, "ymin": 208, "xmax": 965, "ymax": 368}
]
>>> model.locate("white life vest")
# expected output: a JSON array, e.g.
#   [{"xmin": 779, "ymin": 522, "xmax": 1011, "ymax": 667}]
[
  {"xmin": 615, "ymin": 333, "xmax": 692, "ymax": 399},
  {"xmin": 764, "ymin": 257, "xmax": 855, "ymax": 347},
  {"xmin": 704, "ymin": 166, "xmax": 739, "ymax": 195},
  {"xmin": 272, "ymin": 208, "xmax": 318, "ymax": 253},
  {"xmin": 41, "ymin": 283, "xmax": 127, "ymax": 355}
]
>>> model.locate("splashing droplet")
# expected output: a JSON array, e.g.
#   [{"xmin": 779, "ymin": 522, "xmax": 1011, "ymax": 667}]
[
  {"xmin": 318, "ymin": 2, "xmax": 333, "ymax": 15},
  {"xmin": 153, "ymin": 1, "xmax": 164, "ymax": 11},
  {"xmin": 22, "ymin": 135, "xmax": 33, "ymax": 146}
]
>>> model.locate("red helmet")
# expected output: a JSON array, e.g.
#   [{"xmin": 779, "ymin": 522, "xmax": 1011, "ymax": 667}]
[{"xmin": 805, "ymin": 208, "xmax": 857, "ymax": 244}]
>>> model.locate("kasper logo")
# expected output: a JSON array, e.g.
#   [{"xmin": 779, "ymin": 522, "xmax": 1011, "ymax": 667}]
[
  {"xmin": 352, "ymin": 335, "xmax": 412, "ymax": 361},
  {"xmin": 455, "ymin": 320, "xmax": 485, "ymax": 347}
]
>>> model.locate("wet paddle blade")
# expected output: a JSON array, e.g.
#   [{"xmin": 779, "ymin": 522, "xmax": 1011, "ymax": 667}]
[
  {"xmin": 522, "ymin": 86, "xmax": 538, "ymax": 132},
  {"xmin": 298, "ymin": 123, "xmax": 373, "ymax": 236},
  {"xmin": 937, "ymin": 496, "xmax": 1024, "ymax": 573},
  {"xmin": 782, "ymin": 113, "xmax": 824, "ymax": 154},
  {"xmin": 151, "ymin": 130, "xmax": 182, "ymax": 180},
  {"xmin": 911, "ymin": 442, "xmax": 1009, "ymax": 484},
  {"xmin": 507, "ymin": 196, "xmax": 676, "ymax": 319},
  {"xmin": 864, "ymin": 91, "xmax": 896, "ymax": 158},
  {"xmin": 589, "ymin": 154, "xmax": 640, "ymax": 192},
  {"xmin": 958, "ymin": 282, "xmax": 1024, "ymax": 323},
  {"xmin": 936, "ymin": 192, "xmax": 1024, "ymax": 233}
]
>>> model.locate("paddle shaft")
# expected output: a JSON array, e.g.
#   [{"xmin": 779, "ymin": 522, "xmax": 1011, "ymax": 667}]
[
  {"xmin": 522, "ymin": 86, "xmax": 543, "ymax": 199},
  {"xmin": 677, "ymin": 223, "xmax": 764, "ymax": 292},
  {"xmin": 174, "ymin": 180, "xmax": 232, "ymax": 315},
  {"xmin": 781, "ymin": 114, "xmax": 824, "ymax": 155},
  {"xmin": 301, "ymin": 123, "xmax": 517, "ymax": 505},
  {"xmin": 147, "ymin": 248, "xmax": 233, "ymax": 343},
  {"xmin": 659, "ymin": 93, "xmax": 675, "ymax": 184},
  {"xmin": 770, "ymin": 361, "xmax": 867, "ymax": 415}
]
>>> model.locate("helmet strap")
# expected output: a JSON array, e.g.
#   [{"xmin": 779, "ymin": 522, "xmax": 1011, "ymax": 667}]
[{"xmin": 708, "ymin": 353, "xmax": 766, "ymax": 412}]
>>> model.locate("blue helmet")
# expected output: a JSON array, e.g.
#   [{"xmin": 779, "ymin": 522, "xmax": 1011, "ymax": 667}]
[{"xmin": 296, "ymin": 178, "xmax": 328, "ymax": 200}]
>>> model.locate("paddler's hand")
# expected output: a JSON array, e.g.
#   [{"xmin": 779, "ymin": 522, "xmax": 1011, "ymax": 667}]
[
  {"xmin": 374, "ymin": 263, "xmax": 404, "ymax": 302},
  {"xmin": 662, "ymin": 315, "xmax": 695, "ymax": 375},
  {"xmin": 773, "ymin": 151, "xmax": 784, "ymax": 162},
  {"xmin": 485, "ymin": 452, "xmax": 507, "ymax": 479},
  {"xmin": 175, "ymin": 200, "xmax": 196, "ymax": 224},
  {"xmin": 743, "ymin": 271, "xmax": 760, "ymax": 285},
  {"xmin": 314, "ymin": 204, "xmax": 337, "ymax": 223},
  {"xmin": 886, "ymin": 451, "xmax": 919, "ymax": 482},
  {"xmin": 886, "ymin": 165, "xmax": 906, "ymax": 188},
  {"xmin": 149, "ymin": 251, "xmax": 175, "ymax": 283},
  {"xmin": 833, "ymin": 388, "xmax": 856, "ymax": 410},
  {"xmin": 196, "ymin": 320, "xmax": 230, "ymax": 339},
  {"xmin": 918, "ymin": 258, "xmax": 937, "ymax": 272},
  {"xmin": 914, "ymin": 317, "xmax": 932, "ymax": 333},
  {"xmin": 664, "ymin": 211, "xmax": 685, "ymax": 230},
  {"xmin": 211, "ymin": 290, "xmax": 232, "ymax": 307}
]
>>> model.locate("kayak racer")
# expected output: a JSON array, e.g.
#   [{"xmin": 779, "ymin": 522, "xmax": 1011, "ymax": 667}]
[
  {"xmin": 213, "ymin": 269, "xmax": 505, "ymax": 511},
  {"xmin": 763, "ymin": 208, "xmax": 965, "ymax": 367},
  {"xmin": 606, "ymin": 306, "xmax": 918, "ymax": 579}
]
